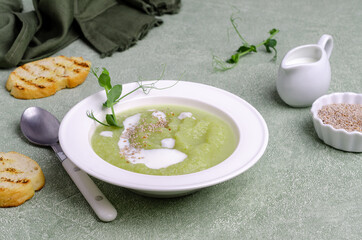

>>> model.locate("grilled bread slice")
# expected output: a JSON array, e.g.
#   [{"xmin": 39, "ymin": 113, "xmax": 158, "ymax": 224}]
[
  {"xmin": 6, "ymin": 56, "xmax": 91, "ymax": 99},
  {"xmin": 0, "ymin": 152, "xmax": 45, "ymax": 207}
]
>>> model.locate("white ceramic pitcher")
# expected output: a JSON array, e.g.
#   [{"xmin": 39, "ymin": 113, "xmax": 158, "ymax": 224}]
[{"xmin": 277, "ymin": 35, "xmax": 333, "ymax": 107}]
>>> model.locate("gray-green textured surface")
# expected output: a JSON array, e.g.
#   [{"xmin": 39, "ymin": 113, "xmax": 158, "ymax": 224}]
[{"xmin": 0, "ymin": 0, "xmax": 361, "ymax": 239}]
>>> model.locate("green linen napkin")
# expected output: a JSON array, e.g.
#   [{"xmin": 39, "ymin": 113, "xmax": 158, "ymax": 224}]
[
  {"xmin": 75, "ymin": 0, "xmax": 163, "ymax": 57},
  {"xmin": 0, "ymin": 0, "xmax": 181, "ymax": 68},
  {"xmin": 123, "ymin": 0, "xmax": 181, "ymax": 15}
]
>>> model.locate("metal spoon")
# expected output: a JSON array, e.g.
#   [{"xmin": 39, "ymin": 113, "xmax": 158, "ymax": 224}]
[{"xmin": 20, "ymin": 107, "xmax": 117, "ymax": 222}]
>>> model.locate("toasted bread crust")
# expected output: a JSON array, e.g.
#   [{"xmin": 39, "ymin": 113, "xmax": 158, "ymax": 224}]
[
  {"xmin": 6, "ymin": 56, "xmax": 91, "ymax": 99},
  {"xmin": 0, "ymin": 182, "xmax": 35, "ymax": 208},
  {"xmin": 0, "ymin": 152, "xmax": 45, "ymax": 207}
]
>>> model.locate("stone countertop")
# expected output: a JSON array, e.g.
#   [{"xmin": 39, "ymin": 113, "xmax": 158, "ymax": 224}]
[{"xmin": 0, "ymin": 0, "xmax": 361, "ymax": 239}]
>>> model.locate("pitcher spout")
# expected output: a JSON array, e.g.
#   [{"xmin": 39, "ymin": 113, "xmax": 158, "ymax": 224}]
[{"xmin": 281, "ymin": 44, "xmax": 322, "ymax": 70}]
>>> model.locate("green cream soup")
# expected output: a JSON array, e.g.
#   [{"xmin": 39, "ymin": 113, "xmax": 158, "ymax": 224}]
[{"xmin": 91, "ymin": 105, "xmax": 237, "ymax": 176}]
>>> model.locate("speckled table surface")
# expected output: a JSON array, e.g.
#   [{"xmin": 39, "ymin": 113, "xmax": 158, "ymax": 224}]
[{"xmin": 1, "ymin": 0, "xmax": 361, "ymax": 239}]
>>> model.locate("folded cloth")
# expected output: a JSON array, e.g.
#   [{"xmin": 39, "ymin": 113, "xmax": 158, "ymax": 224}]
[
  {"xmin": 123, "ymin": 0, "xmax": 181, "ymax": 16},
  {"xmin": 0, "ymin": 0, "xmax": 181, "ymax": 68},
  {"xmin": 75, "ymin": 0, "xmax": 163, "ymax": 57}
]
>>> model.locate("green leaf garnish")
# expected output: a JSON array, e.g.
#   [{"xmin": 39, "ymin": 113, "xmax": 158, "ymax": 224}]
[
  {"xmin": 237, "ymin": 46, "xmax": 251, "ymax": 53},
  {"xmin": 106, "ymin": 84, "xmax": 122, "ymax": 107},
  {"xmin": 87, "ymin": 66, "xmax": 182, "ymax": 128},
  {"xmin": 98, "ymin": 71, "xmax": 112, "ymax": 91},
  {"xmin": 250, "ymin": 45, "xmax": 257, "ymax": 52},
  {"xmin": 105, "ymin": 114, "xmax": 121, "ymax": 127},
  {"xmin": 269, "ymin": 28, "xmax": 278, "ymax": 35},
  {"xmin": 213, "ymin": 13, "xmax": 279, "ymax": 71},
  {"xmin": 227, "ymin": 53, "xmax": 240, "ymax": 64}
]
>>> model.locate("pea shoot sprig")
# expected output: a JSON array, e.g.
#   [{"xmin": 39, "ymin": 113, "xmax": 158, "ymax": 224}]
[
  {"xmin": 86, "ymin": 66, "xmax": 179, "ymax": 128},
  {"xmin": 213, "ymin": 14, "xmax": 279, "ymax": 71}
]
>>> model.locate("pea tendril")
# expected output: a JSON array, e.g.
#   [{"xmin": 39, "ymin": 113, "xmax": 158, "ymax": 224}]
[
  {"xmin": 213, "ymin": 14, "xmax": 280, "ymax": 71},
  {"xmin": 87, "ymin": 66, "xmax": 181, "ymax": 128}
]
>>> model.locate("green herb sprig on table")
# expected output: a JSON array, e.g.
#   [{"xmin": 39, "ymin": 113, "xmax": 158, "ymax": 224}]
[
  {"xmin": 87, "ymin": 66, "xmax": 179, "ymax": 128},
  {"xmin": 213, "ymin": 14, "xmax": 279, "ymax": 71}
]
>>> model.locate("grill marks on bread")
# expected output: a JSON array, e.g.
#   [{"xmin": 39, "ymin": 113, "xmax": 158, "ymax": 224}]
[
  {"xmin": 1, "ymin": 177, "xmax": 29, "ymax": 184},
  {"xmin": 6, "ymin": 56, "xmax": 91, "ymax": 99},
  {"xmin": 0, "ymin": 152, "xmax": 45, "ymax": 207}
]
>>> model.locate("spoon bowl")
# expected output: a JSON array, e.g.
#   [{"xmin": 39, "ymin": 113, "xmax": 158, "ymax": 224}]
[{"xmin": 21, "ymin": 107, "xmax": 60, "ymax": 146}]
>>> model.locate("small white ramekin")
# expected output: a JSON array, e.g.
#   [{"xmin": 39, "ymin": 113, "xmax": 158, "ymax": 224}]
[{"xmin": 311, "ymin": 92, "xmax": 362, "ymax": 152}]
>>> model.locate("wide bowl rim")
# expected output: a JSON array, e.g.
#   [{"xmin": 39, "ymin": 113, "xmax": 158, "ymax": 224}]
[{"xmin": 59, "ymin": 80, "xmax": 269, "ymax": 192}]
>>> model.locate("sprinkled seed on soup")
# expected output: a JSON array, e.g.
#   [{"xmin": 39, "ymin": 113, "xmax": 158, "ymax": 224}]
[{"xmin": 91, "ymin": 105, "xmax": 237, "ymax": 176}]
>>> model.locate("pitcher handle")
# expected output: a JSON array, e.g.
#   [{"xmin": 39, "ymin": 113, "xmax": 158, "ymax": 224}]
[{"xmin": 318, "ymin": 34, "xmax": 333, "ymax": 59}]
